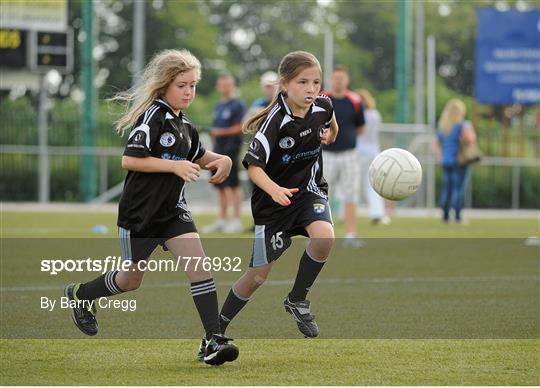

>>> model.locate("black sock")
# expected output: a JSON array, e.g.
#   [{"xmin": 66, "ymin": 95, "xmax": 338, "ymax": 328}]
[
  {"xmin": 219, "ymin": 287, "xmax": 249, "ymax": 334},
  {"xmin": 76, "ymin": 270, "xmax": 123, "ymax": 301},
  {"xmin": 288, "ymin": 250, "xmax": 326, "ymax": 303},
  {"xmin": 191, "ymin": 279, "xmax": 221, "ymax": 340}
]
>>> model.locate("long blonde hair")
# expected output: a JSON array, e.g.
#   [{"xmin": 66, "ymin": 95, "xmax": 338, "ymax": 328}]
[
  {"xmin": 438, "ymin": 99, "xmax": 466, "ymax": 134},
  {"xmin": 356, "ymin": 88, "xmax": 376, "ymax": 109},
  {"xmin": 111, "ymin": 49, "xmax": 201, "ymax": 135},
  {"xmin": 243, "ymin": 51, "xmax": 322, "ymax": 134}
]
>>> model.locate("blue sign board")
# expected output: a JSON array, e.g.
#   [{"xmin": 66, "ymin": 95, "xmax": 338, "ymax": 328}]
[{"xmin": 475, "ymin": 8, "xmax": 540, "ymax": 104}]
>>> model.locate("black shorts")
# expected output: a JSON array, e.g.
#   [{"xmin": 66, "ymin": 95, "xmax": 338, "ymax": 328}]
[
  {"xmin": 213, "ymin": 139, "xmax": 241, "ymax": 188},
  {"xmin": 118, "ymin": 210, "xmax": 197, "ymax": 263},
  {"xmin": 250, "ymin": 196, "xmax": 333, "ymax": 267}
]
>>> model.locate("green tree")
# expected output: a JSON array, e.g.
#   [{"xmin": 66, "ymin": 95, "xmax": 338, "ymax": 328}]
[
  {"xmin": 201, "ymin": 0, "xmax": 331, "ymax": 79},
  {"xmin": 98, "ymin": 0, "xmax": 225, "ymax": 97},
  {"xmin": 334, "ymin": 1, "xmax": 398, "ymax": 91}
]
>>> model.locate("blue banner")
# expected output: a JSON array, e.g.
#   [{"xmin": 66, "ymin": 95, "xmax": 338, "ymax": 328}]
[{"xmin": 475, "ymin": 8, "xmax": 540, "ymax": 104}]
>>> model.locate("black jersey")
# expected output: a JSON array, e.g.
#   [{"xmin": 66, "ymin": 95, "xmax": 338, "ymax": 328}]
[
  {"xmin": 117, "ymin": 99, "xmax": 206, "ymax": 232},
  {"xmin": 242, "ymin": 93, "xmax": 334, "ymax": 223}
]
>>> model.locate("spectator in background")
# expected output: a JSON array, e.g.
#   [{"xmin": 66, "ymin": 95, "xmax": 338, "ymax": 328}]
[
  {"xmin": 322, "ymin": 65, "xmax": 365, "ymax": 248},
  {"xmin": 355, "ymin": 89, "xmax": 390, "ymax": 225},
  {"xmin": 245, "ymin": 71, "xmax": 279, "ymax": 119},
  {"xmin": 433, "ymin": 99, "xmax": 477, "ymax": 224},
  {"xmin": 203, "ymin": 73, "xmax": 246, "ymax": 233}
]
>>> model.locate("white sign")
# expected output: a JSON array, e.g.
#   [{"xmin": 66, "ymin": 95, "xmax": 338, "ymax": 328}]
[{"xmin": 0, "ymin": 0, "xmax": 68, "ymax": 32}]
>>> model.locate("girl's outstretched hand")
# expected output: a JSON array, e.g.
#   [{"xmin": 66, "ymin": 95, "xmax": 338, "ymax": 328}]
[
  {"xmin": 269, "ymin": 187, "xmax": 299, "ymax": 206},
  {"xmin": 321, "ymin": 126, "xmax": 338, "ymax": 145}
]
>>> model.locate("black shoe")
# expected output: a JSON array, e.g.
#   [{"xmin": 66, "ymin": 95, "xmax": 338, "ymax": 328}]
[
  {"xmin": 196, "ymin": 338, "xmax": 207, "ymax": 362},
  {"xmin": 283, "ymin": 297, "xmax": 319, "ymax": 338},
  {"xmin": 204, "ymin": 334, "xmax": 239, "ymax": 366},
  {"xmin": 64, "ymin": 283, "xmax": 98, "ymax": 336}
]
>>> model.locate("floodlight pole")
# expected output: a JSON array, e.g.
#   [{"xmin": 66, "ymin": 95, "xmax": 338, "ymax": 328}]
[
  {"xmin": 414, "ymin": 0, "xmax": 425, "ymax": 124},
  {"xmin": 38, "ymin": 74, "xmax": 50, "ymax": 203},
  {"xmin": 80, "ymin": 0, "xmax": 96, "ymax": 202},
  {"xmin": 427, "ymin": 35, "xmax": 436, "ymax": 209},
  {"xmin": 323, "ymin": 24, "xmax": 333, "ymax": 91},
  {"xmin": 427, "ymin": 36, "xmax": 436, "ymax": 133},
  {"xmin": 395, "ymin": 0, "xmax": 410, "ymax": 124},
  {"xmin": 133, "ymin": 0, "xmax": 145, "ymax": 85}
]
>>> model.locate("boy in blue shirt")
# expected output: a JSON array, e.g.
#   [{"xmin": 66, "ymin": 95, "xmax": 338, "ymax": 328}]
[{"xmin": 203, "ymin": 73, "xmax": 247, "ymax": 233}]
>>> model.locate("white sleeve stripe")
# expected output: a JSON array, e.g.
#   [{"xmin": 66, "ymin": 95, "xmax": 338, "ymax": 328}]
[
  {"xmin": 143, "ymin": 105, "xmax": 154, "ymax": 123},
  {"xmin": 143, "ymin": 105, "xmax": 160, "ymax": 125},
  {"xmin": 146, "ymin": 105, "xmax": 160, "ymax": 124},
  {"xmin": 248, "ymin": 104, "xmax": 279, "ymax": 164},
  {"xmin": 259, "ymin": 104, "xmax": 280, "ymax": 135},
  {"xmin": 254, "ymin": 131, "xmax": 271, "ymax": 164},
  {"xmin": 142, "ymin": 105, "xmax": 154, "ymax": 123},
  {"xmin": 190, "ymin": 142, "xmax": 200, "ymax": 161}
]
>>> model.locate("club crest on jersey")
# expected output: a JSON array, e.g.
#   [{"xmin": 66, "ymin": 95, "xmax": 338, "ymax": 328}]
[
  {"xmin": 180, "ymin": 212, "xmax": 193, "ymax": 222},
  {"xmin": 160, "ymin": 132, "xmax": 176, "ymax": 147},
  {"xmin": 279, "ymin": 136, "xmax": 295, "ymax": 149},
  {"xmin": 313, "ymin": 203, "xmax": 325, "ymax": 214}
]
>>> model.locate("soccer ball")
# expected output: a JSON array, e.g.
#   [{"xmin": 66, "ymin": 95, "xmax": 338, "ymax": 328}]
[{"xmin": 368, "ymin": 148, "xmax": 422, "ymax": 201}]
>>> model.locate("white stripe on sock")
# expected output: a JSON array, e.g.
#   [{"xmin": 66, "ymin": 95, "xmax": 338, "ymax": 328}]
[
  {"xmin": 305, "ymin": 249, "xmax": 327, "ymax": 263},
  {"xmin": 190, "ymin": 284, "xmax": 216, "ymax": 294},
  {"xmin": 105, "ymin": 271, "xmax": 121, "ymax": 294},
  {"xmin": 231, "ymin": 286, "xmax": 250, "ymax": 301},
  {"xmin": 191, "ymin": 280, "xmax": 215, "ymax": 291},
  {"xmin": 191, "ymin": 287, "xmax": 217, "ymax": 297}
]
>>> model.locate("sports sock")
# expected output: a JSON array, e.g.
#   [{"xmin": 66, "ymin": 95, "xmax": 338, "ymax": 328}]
[
  {"xmin": 190, "ymin": 278, "xmax": 221, "ymax": 340},
  {"xmin": 219, "ymin": 287, "xmax": 249, "ymax": 334},
  {"xmin": 75, "ymin": 270, "xmax": 123, "ymax": 301},
  {"xmin": 288, "ymin": 250, "xmax": 326, "ymax": 303}
]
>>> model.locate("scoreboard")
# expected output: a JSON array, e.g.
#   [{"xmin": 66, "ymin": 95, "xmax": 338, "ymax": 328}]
[
  {"xmin": 0, "ymin": 29, "xmax": 27, "ymax": 68},
  {"xmin": 33, "ymin": 31, "xmax": 73, "ymax": 71},
  {"xmin": 0, "ymin": 28, "xmax": 72, "ymax": 72}
]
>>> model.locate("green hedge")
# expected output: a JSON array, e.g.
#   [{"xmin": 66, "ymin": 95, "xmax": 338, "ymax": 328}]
[{"xmin": 0, "ymin": 154, "xmax": 124, "ymax": 202}]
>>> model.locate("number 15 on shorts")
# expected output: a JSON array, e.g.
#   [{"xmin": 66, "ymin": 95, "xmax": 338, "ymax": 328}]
[{"xmin": 271, "ymin": 232, "xmax": 284, "ymax": 250}]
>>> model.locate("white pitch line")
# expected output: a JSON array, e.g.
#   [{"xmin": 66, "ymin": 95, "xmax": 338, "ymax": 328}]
[{"xmin": 1, "ymin": 275, "xmax": 538, "ymax": 293}]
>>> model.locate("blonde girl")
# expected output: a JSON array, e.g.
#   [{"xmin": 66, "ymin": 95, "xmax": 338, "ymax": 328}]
[{"xmin": 64, "ymin": 49, "xmax": 238, "ymax": 365}]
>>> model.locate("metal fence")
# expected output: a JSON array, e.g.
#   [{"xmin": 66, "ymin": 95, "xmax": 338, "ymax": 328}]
[{"xmin": 1, "ymin": 126, "xmax": 539, "ymax": 209}]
